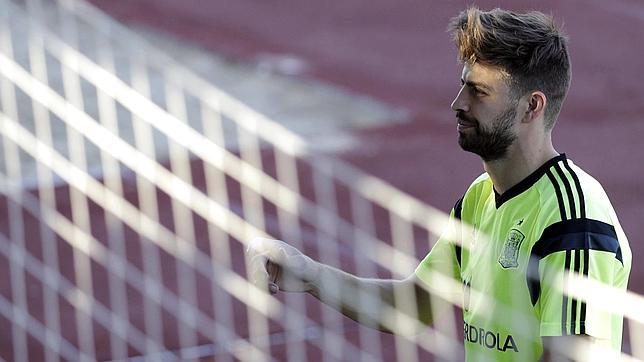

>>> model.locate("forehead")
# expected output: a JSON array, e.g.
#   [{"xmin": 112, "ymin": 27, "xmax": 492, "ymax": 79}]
[{"xmin": 461, "ymin": 62, "xmax": 510, "ymax": 91}]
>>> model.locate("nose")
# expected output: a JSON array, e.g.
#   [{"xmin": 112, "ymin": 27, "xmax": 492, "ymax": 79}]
[{"xmin": 451, "ymin": 86, "xmax": 469, "ymax": 113}]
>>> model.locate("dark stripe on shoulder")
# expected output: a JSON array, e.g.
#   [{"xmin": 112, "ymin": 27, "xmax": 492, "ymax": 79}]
[
  {"xmin": 532, "ymin": 219, "xmax": 622, "ymax": 264},
  {"xmin": 563, "ymin": 159, "xmax": 586, "ymax": 219},
  {"xmin": 526, "ymin": 218, "xmax": 622, "ymax": 307},
  {"xmin": 554, "ymin": 164, "xmax": 577, "ymax": 219},
  {"xmin": 546, "ymin": 170, "xmax": 567, "ymax": 221},
  {"xmin": 454, "ymin": 197, "xmax": 464, "ymax": 220}
]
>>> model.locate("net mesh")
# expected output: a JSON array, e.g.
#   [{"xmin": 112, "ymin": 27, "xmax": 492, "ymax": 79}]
[{"xmin": 0, "ymin": 0, "xmax": 641, "ymax": 361}]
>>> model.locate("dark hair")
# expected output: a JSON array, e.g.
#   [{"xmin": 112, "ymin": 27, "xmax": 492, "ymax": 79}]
[{"xmin": 449, "ymin": 7, "xmax": 571, "ymax": 129}]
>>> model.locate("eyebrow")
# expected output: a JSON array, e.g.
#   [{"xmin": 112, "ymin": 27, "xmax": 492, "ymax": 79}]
[{"xmin": 461, "ymin": 79, "xmax": 494, "ymax": 92}]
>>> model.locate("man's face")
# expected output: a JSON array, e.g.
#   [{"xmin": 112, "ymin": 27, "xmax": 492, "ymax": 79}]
[{"xmin": 451, "ymin": 63, "xmax": 520, "ymax": 162}]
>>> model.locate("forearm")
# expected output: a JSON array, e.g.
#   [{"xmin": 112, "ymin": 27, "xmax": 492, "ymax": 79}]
[
  {"xmin": 248, "ymin": 237, "xmax": 432, "ymax": 332},
  {"xmin": 307, "ymin": 261, "xmax": 431, "ymax": 332}
]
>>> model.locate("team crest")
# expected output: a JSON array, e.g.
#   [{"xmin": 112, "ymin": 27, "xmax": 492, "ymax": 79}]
[{"xmin": 498, "ymin": 229, "xmax": 525, "ymax": 269}]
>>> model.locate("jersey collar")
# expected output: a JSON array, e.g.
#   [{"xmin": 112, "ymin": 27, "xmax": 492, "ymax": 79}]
[{"xmin": 494, "ymin": 153, "xmax": 567, "ymax": 208}]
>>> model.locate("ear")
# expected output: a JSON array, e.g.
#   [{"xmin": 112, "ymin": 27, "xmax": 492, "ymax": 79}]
[{"xmin": 522, "ymin": 91, "xmax": 547, "ymax": 124}]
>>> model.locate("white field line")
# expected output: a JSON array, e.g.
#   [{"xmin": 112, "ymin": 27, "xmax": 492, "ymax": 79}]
[
  {"xmin": 38, "ymin": 0, "xmax": 452, "ymax": 233},
  {"xmin": 0, "ymin": 37, "xmax": 431, "ymax": 280},
  {"xmin": 0, "ymin": 110, "xmax": 381, "ymax": 361}
]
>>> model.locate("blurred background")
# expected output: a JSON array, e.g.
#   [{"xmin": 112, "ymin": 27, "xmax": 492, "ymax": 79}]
[
  {"xmin": 0, "ymin": 0, "xmax": 642, "ymax": 360},
  {"xmin": 85, "ymin": 0, "xmax": 644, "ymax": 237}
]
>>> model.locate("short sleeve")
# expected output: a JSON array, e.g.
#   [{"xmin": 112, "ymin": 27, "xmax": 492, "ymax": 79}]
[
  {"xmin": 415, "ymin": 233, "xmax": 461, "ymax": 288},
  {"xmin": 415, "ymin": 200, "xmax": 463, "ymax": 299},
  {"xmin": 530, "ymin": 219, "xmax": 626, "ymax": 341}
]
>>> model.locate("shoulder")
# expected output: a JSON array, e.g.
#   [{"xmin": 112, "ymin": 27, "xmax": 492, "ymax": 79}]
[
  {"xmin": 532, "ymin": 158, "xmax": 630, "ymax": 264},
  {"xmin": 452, "ymin": 173, "xmax": 492, "ymax": 219},
  {"xmin": 564, "ymin": 160, "xmax": 615, "ymax": 221},
  {"xmin": 462, "ymin": 172, "xmax": 492, "ymax": 203},
  {"xmin": 561, "ymin": 160, "xmax": 631, "ymax": 259},
  {"xmin": 559, "ymin": 160, "xmax": 617, "ymax": 224},
  {"xmin": 470, "ymin": 172, "xmax": 492, "ymax": 188},
  {"xmin": 536, "ymin": 158, "xmax": 616, "ymax": 224}
]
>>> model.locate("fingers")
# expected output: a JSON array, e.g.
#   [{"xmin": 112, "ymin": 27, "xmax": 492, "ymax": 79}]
[
  {"xmin": 247, "ymin": 238, "xmax": 282, "ymax": 293},
  {"xmin": 266, "ymin": 260, "xmax": 280, "ymax": 283},
  {"xmin": 247, "ymin": 238, "xmax": 269, "ymax": 283},
  {"xmin": 248, "ymin": 252, "xmax": 270, "ymax": 286},
  {"xmin": 246, "ymin": 237, "xmax": 293, "ymax": 294},
  {"xmin": 266, "ymin": 260, "xmax": 282, "ymax": 294},
  {"xmin": 268, "ymin": 283, "xmax": 278, "ymax": 294},
  {"xmin": 251, "ymin": 258, "xmax": 280, "ymax": 294}
]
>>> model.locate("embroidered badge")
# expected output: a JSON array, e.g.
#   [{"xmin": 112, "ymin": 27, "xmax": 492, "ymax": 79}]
[{"xmin": 498, "ymin": 229, "xmax": 525, "ymax": 269}]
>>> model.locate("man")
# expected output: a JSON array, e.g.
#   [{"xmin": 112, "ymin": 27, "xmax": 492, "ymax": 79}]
[{"xmin": 247, "ymin": 7, "xmax": 631, "ymax": 361}]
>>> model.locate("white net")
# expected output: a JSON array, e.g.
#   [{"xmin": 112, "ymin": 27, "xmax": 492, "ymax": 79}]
[{"xmin": 0, "ymin": 0, "xmax": 641, "ymax": 361}]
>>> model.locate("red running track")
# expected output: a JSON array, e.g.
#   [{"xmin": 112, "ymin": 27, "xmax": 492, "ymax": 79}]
[
  {"xmin": 88, "ymin": 0, "xmax": 644, "ymax": 292},
  {"xmin": 1, "ymin": 0, "xmax": 633, "ymax": 360}
]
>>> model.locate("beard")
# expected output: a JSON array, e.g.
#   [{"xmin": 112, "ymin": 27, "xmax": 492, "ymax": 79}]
[{"xmin": 456, "ymin": 106, "xmax": 518, "ymax": 162}]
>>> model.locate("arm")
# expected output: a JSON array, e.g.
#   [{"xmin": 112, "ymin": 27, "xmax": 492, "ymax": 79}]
[
  {"xmin": 531, "ymin": 217, "xmax": 628, "ymax": 361},
  {"xmin": 247, "ymin": 237, "xmax": 433, "ymax": 333},
  {"xmin": 308, "ymin": 263, "xmax": 433, "ymax": 332}
]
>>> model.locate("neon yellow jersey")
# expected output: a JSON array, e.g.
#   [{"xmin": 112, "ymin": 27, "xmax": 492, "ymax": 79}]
[{"xmin": 415, "ymin": 154, "xmax": 631, "ymax": 361}]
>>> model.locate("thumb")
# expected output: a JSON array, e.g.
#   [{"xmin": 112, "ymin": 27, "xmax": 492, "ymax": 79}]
[
  {"xmin": 266, "ymin": 260, "xmax": 281, "ymax": 294},
  {"xmin": 268, "ymin": 283, "xmax": 279, "ymax": 294}
]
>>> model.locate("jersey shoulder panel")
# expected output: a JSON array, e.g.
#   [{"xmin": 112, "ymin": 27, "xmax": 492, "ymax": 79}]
[
  {"xmin": 565, "ymin": 160, "xmax": 632, "ymax": 268},
  {"xmin": 528, "ymin": 159, "xmax": 631, "ymax": 344},
  {"xmin": 532, "ymin": 157, "xmax": 581, "ymax": 224},
  {"xmin": 566, "ymin": 160, "xmax": 618, "ymax": 224},
  {"xmin": 531, "ymin": 158, "xmax": 630, "ymax": 260},
  {"xmin": 529, "ymin": 157, "xmax": 617, "ymax": 227},
  {"xmin": 460, "ymin": 172, "xmax": 492, "ymax": 221}
]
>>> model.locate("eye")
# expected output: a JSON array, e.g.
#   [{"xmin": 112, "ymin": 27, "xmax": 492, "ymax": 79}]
[{"xmin": 472, "ymin": 87, "xmax": 487, "ymax": 96}]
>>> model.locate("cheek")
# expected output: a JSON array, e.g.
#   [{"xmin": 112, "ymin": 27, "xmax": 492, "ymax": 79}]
[
  {"xmin": 472, "ymin": 101, "xmax": 497, "ymax": 118},
  {"xmin": 491, "ymin": 101, "xmax": 517, "ymax": 117},
  {"xmin": 473, "ymin": 110, "xmax": 497, "ymax": 126}
]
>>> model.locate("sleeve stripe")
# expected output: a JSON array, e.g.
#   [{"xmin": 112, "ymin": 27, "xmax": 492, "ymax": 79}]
[
  {"xmin": 569, "ymin": 249, "xmax": 582, "ymax": 334},
  {"xmin": 554, "ymin": 164, "xmax": 577, "ymax": 219},
  {"xmin": 563, "ymin": 159, "xmax": 586, "ymax": 219},
  {"xmin": 561, "ymin": 249, "xmax": 572, "ymax": 335},
  {"xmin": 527, "ymin": 219, "xmax": 622, "ymax": 307},
  {"xmin": 580, "ymin": 249, "xmax": 589, "ymax": 335},
  {"xmin": 546, "ymin": 170, "xmax": 567, "ymax": 221},
  {"xmin": 558, "ymin": 160, "xmax": 590, "ymax": 334},
  {"xmin": 532, "ymin": 219, "xmax": 622, "ymax": 264}
]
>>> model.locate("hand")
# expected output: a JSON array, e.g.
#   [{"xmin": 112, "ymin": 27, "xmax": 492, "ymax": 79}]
[{"xmin": 247, "ymin": 237, "xmax": 318, "ymax": 294}]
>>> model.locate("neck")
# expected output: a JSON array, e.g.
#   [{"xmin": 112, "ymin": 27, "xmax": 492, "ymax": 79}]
[{"xmin": 483, "ymin": 139, "xmax": 558, "ymax": 195}]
